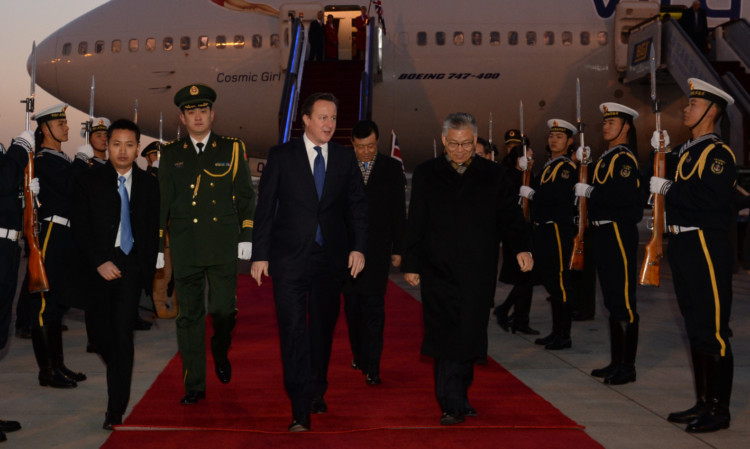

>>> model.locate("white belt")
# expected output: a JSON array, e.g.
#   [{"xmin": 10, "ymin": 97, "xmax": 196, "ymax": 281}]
[
  {"xmin": 592, "ymin": 220, "xmax": 613, "ymax": 226},
  {"xmin": 0, "ymin": 227, "xmax": 20, "ymax": 242},
  {"xmin": 44, "ymin": 215, "xmax": 70, "ymax": 227},
  {"xmin": 668, "ymin": 225, "xmax": 699, "ymax": 234}
]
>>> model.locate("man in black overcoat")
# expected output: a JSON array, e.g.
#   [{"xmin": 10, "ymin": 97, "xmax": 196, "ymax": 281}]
[
  {"xmin": 308, "ymin": 10, "xmax": 325, "ymax": 61},
  {"xmin": 402, "ymin": 113, "xmax": 533, "ymax": 426}
]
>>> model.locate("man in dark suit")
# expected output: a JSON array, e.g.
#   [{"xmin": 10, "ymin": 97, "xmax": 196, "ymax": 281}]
[
  {"xmin": 342, "ymin": 120, "xmax": 405, "ymax": 385},
  {"xmin": 308, "ymin": 10, "xmax": 325, "ymax": 61},
  {"xmin": 679, "ymin": 1, "xmax": 709, "ymax": 53},
  {"xmin": 71, "ymin": 119, "xmax": 159, "ymax": 430},
  {"xmin": 251, "ymin": 92, "xmax": 368, "ymax": 432}
]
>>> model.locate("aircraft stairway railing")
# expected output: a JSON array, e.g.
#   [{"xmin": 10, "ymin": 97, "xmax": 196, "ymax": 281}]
[
  {"xmin": 278, "ymin": 18, "xmax": 307, "ymax": 145},
  {"xmin": 717, "ymin": 19, "xmax": 750, "ymax": 69},
  {"xmin": 359, "ymin": 16, "xmax": 382, "ymax": 121}
]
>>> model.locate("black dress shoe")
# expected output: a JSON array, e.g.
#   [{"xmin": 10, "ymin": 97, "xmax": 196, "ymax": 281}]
[
  {"xmin": 134, "ymin": 317, "xmax": 152, "ymax": 331},
  {"xmin": 0, "ymin": 430, "xmax": 6, "ymax": 442},
  {"xmin": 0, "ymin": 420, "xmax": 21, "ymax": 432},
  {"xmin": 535, "ymin": 333, "xmax": 555, "ymax": 346},
  {"xmin": 311, "ymin": 397, "xmax": 327, "ymax": 414},
  {"xmin": 288, "ymin": 415, "xmax": 310, "ymax": 432},
  {"xmin": 351, "ymin": 359, "xmax": 361, "ymax": 370},
  {"xmin": 464, "ymin": 406, "xmax": 478, "ymax": 417},
  {"xmin": 545, "ymin": 336, "xmax": 572, "ymax": 350},
  {"xmin": 180, "ymin": 390, "xmax": 206, "ymax": 405},
  {"xmin": 366, "ymin": 374, "xmax": 381, "ymax": 385},
  {"xmin": 102, "ymin": 412, "xmax": 122, "ymax": 431},
  {"xmin": 60, "ymin": 365, "xmax": 87, "ymax": 382},
  {"xmin": 511, "ymin": 324, "xmax": 540, "ymax": 335},
  {"xmin": 215, "ymin": 360, "xmax": 231, "ymax": 384},
  {"xmin": 440, "ymin": 412, "xmax": 465, "ymax": 425}
]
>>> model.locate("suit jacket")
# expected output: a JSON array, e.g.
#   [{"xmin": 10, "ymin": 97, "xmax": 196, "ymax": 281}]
[
  {"xmin": 343, "ymin": 154, "xmax": 405, "ymax": 296},
  {"xmin": 71, "ymin": 162, "xmax": 160, "ymax": 293},
  {"xmin": 252, "ymin": 137, "xmax": 367, "ymax": 281},
  {"xmin": 309, "ymin": 19, "xmax": 325, "ymax": 48}
]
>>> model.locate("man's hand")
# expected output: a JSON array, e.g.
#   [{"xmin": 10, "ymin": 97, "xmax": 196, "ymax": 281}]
[
  {"xmin": 251, "ymin": 261, "xmax": 269, "ymax": 286},
  {"xmin": 152, "ymin": 160, "xmax": 160, "ymax": 169},
  {"xmin": 575, "ymin": 146, "xmax": 591, "ymax": 163},
  {"xmin": 238, "ymin": 242, "xmax": 252, "ymax": 260},
  {"xmin": 391, "ymin": 254, "xmax": 402, "ymax": 267},
  {"xmin": 348, "ymin": 251, "xmax": 365, "ymax": 278},
  {"xmin": 404, "ymin": 273, "xmax": 420, "ymax": 287},
  {"xmin": 516, "ymin": 252, "xmax": 534, "ymax": 272},
  {"xmin": 97, "ymin": 261, "xmax": 122, "ymax": 281},
  {"xmin": 156, "ymin": 252, "xmax": 165, "ymax": 269}
]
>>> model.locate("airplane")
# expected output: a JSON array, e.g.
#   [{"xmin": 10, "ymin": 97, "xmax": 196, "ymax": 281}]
[{"xmin": 31, "ymin": 0, "xmax": 750, "ymax": 175}]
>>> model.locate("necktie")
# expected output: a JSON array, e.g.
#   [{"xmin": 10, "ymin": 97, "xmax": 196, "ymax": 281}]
[
  {"xmin": 197, "ymin": 142, "xmax": 205, "ymax": 154},
  {"xmin": 313, "ymin": 146, "xmax": 325, "ymax": 246},
  {"xmin": 363, "ymin": 162, "xmax": 369, "ymax": 171},
  {"xmin": 118, "ymin": 176, "xmax": 134, "ymax": 255}
]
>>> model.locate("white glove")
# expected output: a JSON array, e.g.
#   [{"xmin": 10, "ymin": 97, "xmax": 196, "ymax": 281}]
[
  {"xmin": 238, "ymin": 242, "xmax": 253, "ymax": 260},
  {"xmin": 77, "ymin": 144, "xmax": 94, "ymax": 159},
  {"xmin": 14, "ymin": 130, "xmax": 35, "ymax": 152},
  {"xmin": 519, "ymin": 185, "xmax": 535, "ymax": 199},
  {"xmin": 574, "ymin": 182, "xmax": 593, "ymax": 198},
  {"xmin": 29, "ymin": 177, "xmax": 40, "ymax": 195},
  {"xmin": 156, "ymin": 252, "xmax": 165, "ymax": 269},
  {"xmin": 651, "ymin": 130, "xmax": 670, "ymax": 150},
  {"xmin": 649, "ymin": 176, "xmax": 672, "ymax": 195},
  {"xmin": 576, "ymin": 146, "xmax": 590, "ymax": 162},
  {"xmin": 151, "ymin": 160, "xmax": 160, "ymax": 169},
  {"xmin": 518, "ymin": 156, "xmax": 528, "ymax": 171}
]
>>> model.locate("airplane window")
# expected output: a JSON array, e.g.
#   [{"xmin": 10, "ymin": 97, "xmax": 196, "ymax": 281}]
[
  {"xmin": 163, "ymin": 37, "xmax": 173, "ymax": 51},
  {"xmin": 112, "ymin": 40, "xmax": 121, "ymax": 53},
  {"xmin": 129, "ymin": 39, "xmax": 138, "ymax": 52},
  {"xmin": 417, "ymin": 32, "xmax": 427, "ymax": 46},
  {"xmin": 580, "ymin": 32, "xmax": 590, "ymax": 46},
  {"xmin": 562, "ymin": 31, "xmax": 572, "ymax": 46},
  {"xmin": 234, "ymin": 35, "xmax": 245, "ymax": 49},
  {"xmin": 216, "ymin": 35, "xmax": 227, "ymax": 49},
  {"xmin": 199, "ymin": 36, "xmax": 209, "ymax": 50},
  {"xmin": 181, "ymin": 36, "xmax": 190, "ymax": 50},
  {"xmin": 270, "ymin": 34, "xmax": 280, "ymax": 48},
  {"xmin": 62, "ymin": 43, "xmax": 71, "ymax": 56},
  {"xmin": 597, "ymin": 31, "xmax": 608, "ymax": 46},
  {"xmin": 435, "ymin": 32, "xmax": 445, "ymax": 46},
  {"xmin": 526, "ymin": 31, "xmax": 537, "ymax": 46},
  {"xmin": 490, "ymin": 32, "xmax": 500, "ymax": 45},
  {"xmin": 453, "ymin": 32, "xmax": 464, "ymax": 46},
  {"xmin": 252, "ymin": 35, "xmax": 262, "ymax": 48},
  {"xmin": 471, "ymin": 32, "xmax": 481, "ymax": 46},
  {"xmin": 508, "ymin": 31, "xmax": 518, "ymax": 46},
  {"xmin": 95, "ymin": 41, "xmax": 105, "ymax": 54},
  {"xmin": 146, "ymin": 38, "xmax": 156, "ymax": 52},
  {"xmin": 78, "ymin": 42, "xmax": 88, "ymax": 55},
  {"xmin": 544, "ymin": 32, "xmax": 554, "ymax": 45}
]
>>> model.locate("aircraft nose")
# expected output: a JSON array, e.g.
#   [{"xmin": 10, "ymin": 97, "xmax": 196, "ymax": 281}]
[{"xmin": 31, "ymin": 32, "xmax": 61, "ymax": 98}]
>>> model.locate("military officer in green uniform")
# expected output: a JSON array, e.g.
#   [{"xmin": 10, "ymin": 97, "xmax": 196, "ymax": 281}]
[{"xmin": 158, "ymin": 83, "xmax": 256, "ymax": 404}]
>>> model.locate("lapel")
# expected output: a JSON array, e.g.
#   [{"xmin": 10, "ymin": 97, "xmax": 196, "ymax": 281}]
[{"xmin": 295, "ymin": 138, "xmax": 320, "ymax": 203}]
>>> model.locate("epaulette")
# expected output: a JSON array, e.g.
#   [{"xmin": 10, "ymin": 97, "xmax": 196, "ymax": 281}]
[{"xmin": 219, "ymin": 135, "xmax": 239, "ymax": 141}]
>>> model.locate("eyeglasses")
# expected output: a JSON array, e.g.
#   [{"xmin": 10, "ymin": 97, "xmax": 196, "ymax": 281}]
[{"xmin": 445, "ymin": 141, "xmax": 474, "ymax": 151}]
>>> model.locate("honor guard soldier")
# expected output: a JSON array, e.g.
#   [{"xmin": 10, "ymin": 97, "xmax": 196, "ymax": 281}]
[
  {"xmin": 521, "ymin": 119, "xmax": 577, "ymax": 350},
  {"xmin": 158, "ymin": 84, "xmax": 256, "ymax": 404},
  {"xmin": 83, "ymin": 117, "xmax": 111, "ymax": 166},
  {"xmin": 575, "ymin": 103, "xmax": 642, "ymax": 385},
  {"xmin": 650, "ymin": 79, "xmax": 736, "ymax": 433},
  {"xmin": 141, "ymin": 141, "xmax": 161, "ymax": 177}
]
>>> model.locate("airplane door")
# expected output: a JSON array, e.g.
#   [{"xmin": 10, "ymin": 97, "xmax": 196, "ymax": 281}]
[{"xmin": 279, "ymin": 3, "xmax": 323, "ymax": 69}]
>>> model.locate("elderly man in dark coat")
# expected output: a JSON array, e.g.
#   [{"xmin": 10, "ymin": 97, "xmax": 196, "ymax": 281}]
[{"xmin": 402, "ymin": 113, "xmax": 533, "ymax": 426}]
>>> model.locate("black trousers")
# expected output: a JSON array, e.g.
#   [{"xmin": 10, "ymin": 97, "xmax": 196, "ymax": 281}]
[
  {"xmin": 29, "ymin": 222, "xmax": 73, "ymax": 329},
  {"xmin": 89, "ymin": 248, "xmax": 142, "ymax": 416},
  {"xmin": 535, "ymin": 223, "xmax": 574, "ymax": 305},
  {"xmin": 433, "ymin": 358, "xmax": 474, "ymax": 415},
  {"xmin": 343, "ymin": 292, "xmax": 385, "ymax": 377},
  {"xmin": 0, "ymin": 238, "xmax": 21, "ymax": 349},
  {"xmin": 668, "ymin": 230, "xmax": 733, "ymax": 356},
  {"xmin": 273, "ymin": 244, "xmax": 343, "ymax": 419},
  {"xmin": 593, "ymin": 222, "xmax": 638, "ymax": 323}
]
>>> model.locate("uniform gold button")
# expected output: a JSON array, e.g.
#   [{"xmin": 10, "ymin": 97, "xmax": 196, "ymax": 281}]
[
  {"xmin": 190, "ymin": 184, "xmax": 195, "ymax": 189},
  {"xmin": 193, "ymin": 218, "xmax": 198, "ymax": 223},
  {"xmin": 212, "ymin": 200, "xmax": 216, "ymax": 205},
  {"xmin": 210, "ymin": 182, "xmax": 215, "ymax": 187},
  {"xmin": 213, "ymin": 217, "xmax": 218, "ymax": 222},
  {"xmin": 192, "ymin": 201, "xmax": 196, "ymax": 206}
]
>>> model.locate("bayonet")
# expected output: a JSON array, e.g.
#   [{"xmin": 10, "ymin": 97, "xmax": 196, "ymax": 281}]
[{"xmin": 22, "ymin": 42, "xmax": 37, "ymax": 131}]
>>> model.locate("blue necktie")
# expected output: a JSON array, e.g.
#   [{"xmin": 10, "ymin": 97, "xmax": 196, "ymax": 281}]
[
  {"xmin": 363, "ymin": 161, "xmax": 369, "ymax": 171},
  {"xmin": 313, "ymin": 146, "xmax": 325, "ymax": 246},
  {"xmin": 118, "ymin": 176, "xmax": 134, "ymax": 255}
]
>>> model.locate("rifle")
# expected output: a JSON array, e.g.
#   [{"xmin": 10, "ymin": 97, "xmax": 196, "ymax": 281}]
[
  {"xmin": 519, "ymin": 101, "xmax": 530, "ymax": 222},
  {"xmin": 639, "ymin": 43, "xmax": 667, "ymax": 287},
  {"xmin": 569, "ymin": 78, "xmax": 588, "ymax": 270},
  {"xmin": 21, "ymin": 42, "xmax": 50, "ymax": 293}
]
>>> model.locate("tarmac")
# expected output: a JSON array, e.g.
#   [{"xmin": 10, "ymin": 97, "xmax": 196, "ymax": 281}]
[{"xmin": 0, "ymin": 223, "xmax": 747, "ymax": 448}]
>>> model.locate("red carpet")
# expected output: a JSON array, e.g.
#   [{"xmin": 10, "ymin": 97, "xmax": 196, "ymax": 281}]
[{"xmin": 101, "ymin": 276, "xmax": 603, "ymax": 448}]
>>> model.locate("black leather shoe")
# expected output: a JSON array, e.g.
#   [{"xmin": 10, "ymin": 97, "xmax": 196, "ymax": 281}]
[
  {"xmin": 134, "ymin": 317, "xmax": 152, "ymax": 331},
  {"xmin": 464, "ymin": 406, "xmax": 478, "ymax": 417},
  {"xmin": 545, "ymin": 336, "xmax": 572, "ymax": 350},
  {"xmin": 215, "ymin": 360, "xmax": 232, "ymax": 384},
  {"xmin": 102, "ymin": 412, "xmax": 122, "ymax": 431},
  {"xmin": 180, "ymin": 390, "xmax": 206, "ymax": 405},
  {"xmin": 311, "ymin": 397, "xmax": 327, "ymax": 414},
  {"xmin": 512, "ymin": 324, "xmax": 540, "ymax": 335},
  {"xmin": 604, "ymin": 365, "xmax": 636, "ymax": 385},
  {"xmin": 440, "ymin": 412, "xmax": 465, "ymax": 425},
  {"xmin": 39, "ymin": 369, "xmax": 77, "ymax": 388},
  {"xmin": 288, "ymin": 415, "xmax": 310, "ymax": 432},
  {"xmin": 591, "ymin": 363, "xmax": 616, "ymax": 378},
  {"xmin": 668, "ymin": 402, "xmax": 709, "ymax": 424},
  {"xmin": 535, "ymin": 333, "xmax": 555, "ymax": 346},
  {"xmin": 685, "ymin": 406, "xmax": 730, "ymax": 433},
  {"xmin": 0, "ymin": 430, "xmax": 6, "ymax": 442},
  {"xmin": 0, "ymin": 420, "xmax": 21, "ymax": 432},
  {"xmin": 366, "ymin": 374, "xmax": 381, "ymax": 385},
  {"xmin": 60, "ymin": 365, "xmax": 87, "ymax": 382},
  {"xmin": 351, "ymin": 359, "xmax": 361, "ymax": 370}
]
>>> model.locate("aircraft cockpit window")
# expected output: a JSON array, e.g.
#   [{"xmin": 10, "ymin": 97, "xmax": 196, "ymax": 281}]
[
  {"xmin": 453, "ymin": 32, "xmax": 464, "ymax": 46},
  {"xmin": 580, "ymin": 32, "xmax": 590, "ymax": 46},
  {"xmin": 216, "ymin": 35, "xmax": 227, "ymax": 49},
  {"xmin": 270, "ymin": 34, "xmax": 280, "ymax": 48},
  {"xmin": 78, "ymin": 42, "xmax": 88, "ymax": 55},
  {"xmin": 146, "ymin": 38, "xmax": 156, "ymax": 52},
  {"xmin": 234, "ymin": 35, "xmax": 245, "ymax": 49},
  {"xmin": 163, "ymin": 37, "xmax": 173, "ymax": 51},
  {"xmin": 490, "ymin": 32, "xmax": 500, "ymax": 45},
  {"xmin": 199, "ymin": 36, "xmax": 209, "ymax": 50},
  {"xmin": 526, "ymin": 32, "xmax": 537, "ymax": 46},
  {"xmin": 597, "ymin": 31, "xmax": 608, "ymax": 46},
  {"xmin": 435, "ymin": 32, "xmax": 445, "ymax": 46},
  {"xmin": 95, "ymin": 41, "xmax": 105, "ymax": 54},
  {"xmin": 544, "ymin": 32, "xmax": 554, "ymax": 45},
  {"xmin": 471, "ymin": 32, "xmax": 481, "ymax": 46},
  {"xmin": 416, "ymin": 32, "xmax": 427, "ymax": 46},
  {"xmin": 62, "ymin": 43, "xmax": 71, "ymax": 56},
  {"xmin": 252, "ymin": 35, "xmax": 262, "ymax": 48},
  {"xmin": 112, "ymin": 40, "xmax": 121, "ymax": 53},
  {"xmin": 508, "ymin": 32, "xmax": 518, "ymax": 46},
  {"xmin": 181, "ymin": 37, "xmax": 191, "ymax": 50},
  {"xmin": 129, "ymin": 39, "xmax": 138, "ymax": 52},
  {"xmin": 562, "ymin": 32, "xmax": 573, "ymax": 46}
]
